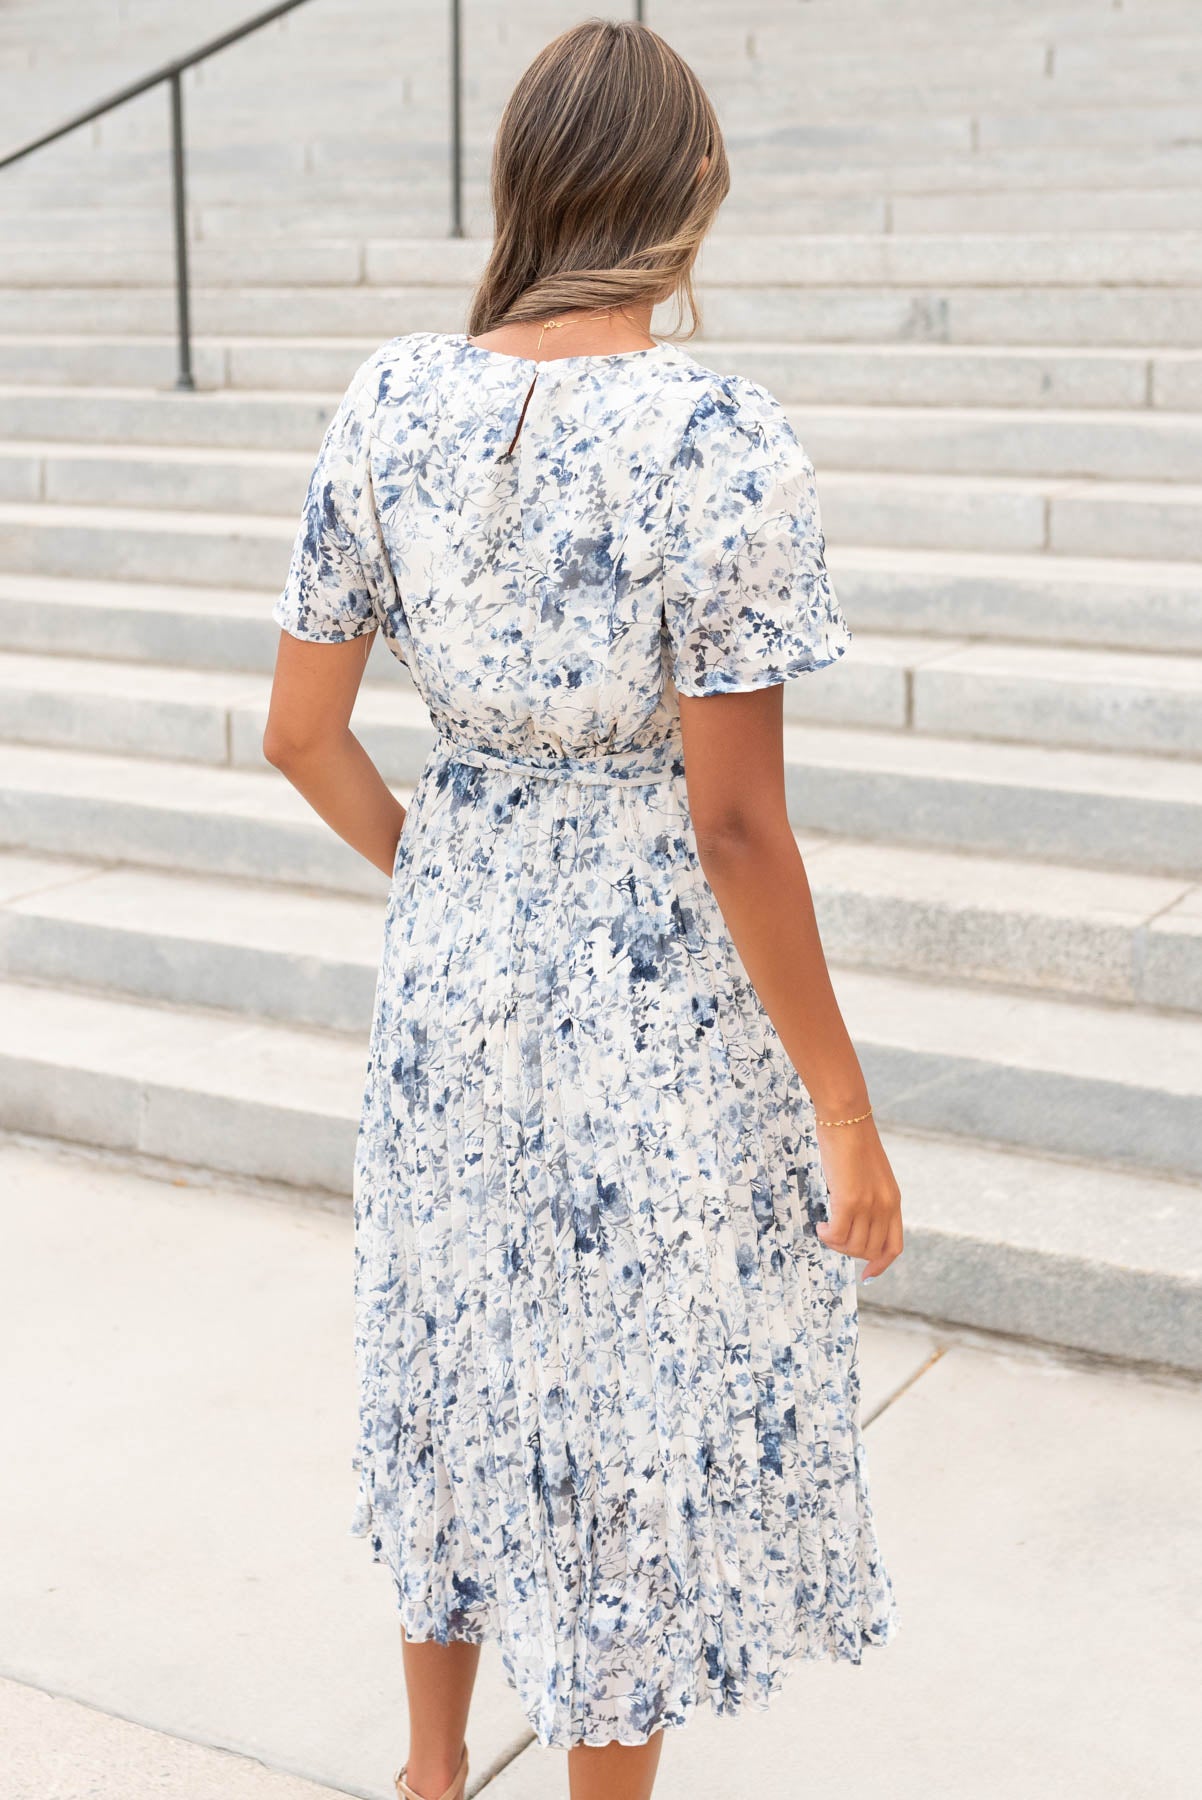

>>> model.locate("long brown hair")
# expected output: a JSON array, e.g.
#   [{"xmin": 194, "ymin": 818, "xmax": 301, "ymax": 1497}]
[{"xmin": 467, "ymin": 18, "xmax": 730, "ymax": 340}]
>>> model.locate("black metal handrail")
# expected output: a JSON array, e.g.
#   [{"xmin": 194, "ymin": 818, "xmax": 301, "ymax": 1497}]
[
  {"xmin": 1, "ymin": 0, "xmax": 648, "ymax": 391},
  {"xmin": 0, "ymin": 0, "xmax": 469, "ymax": 389}
]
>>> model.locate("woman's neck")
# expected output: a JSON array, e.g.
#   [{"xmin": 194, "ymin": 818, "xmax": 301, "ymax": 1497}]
[{"xmin": 469, "ymin": 303, "xmax": 657, "ymax": 363}]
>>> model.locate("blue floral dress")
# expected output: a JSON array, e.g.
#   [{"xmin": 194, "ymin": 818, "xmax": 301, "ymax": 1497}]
[{"xmin": 272, "ymin": 330, "xmax": 899, "ymax": 1750}]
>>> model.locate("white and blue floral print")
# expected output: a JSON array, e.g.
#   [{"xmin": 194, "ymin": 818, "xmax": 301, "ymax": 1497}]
[{"xmin": 273, "ymin": 330, "xmax": 898, "ymax": 1750}]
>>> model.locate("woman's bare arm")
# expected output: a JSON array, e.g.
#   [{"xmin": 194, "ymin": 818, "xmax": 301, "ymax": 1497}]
[
  {"xmin": 261, "ymin": 628, "xmax": 407, "ymax": 879},
  {"xmin": 678, "ymin": 682, "xmax": 903, "ymax": 1280}
]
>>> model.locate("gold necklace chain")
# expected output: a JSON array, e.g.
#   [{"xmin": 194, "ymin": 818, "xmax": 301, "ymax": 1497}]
[
  {"xmin": 534, "ymin": 306, "xmax": 622, "ymax": 353},
  {"xmin": 534, "ymin": 317, "xmax": 569, "ymax": 354}
]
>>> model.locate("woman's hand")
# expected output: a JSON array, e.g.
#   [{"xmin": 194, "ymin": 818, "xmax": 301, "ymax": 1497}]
[{"xmin": 813, "ymin": 1116, "xmax": 904, "ymax": 1281}]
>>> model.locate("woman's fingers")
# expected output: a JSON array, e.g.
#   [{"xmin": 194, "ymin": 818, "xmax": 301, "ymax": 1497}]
[
  {"xmin": 816, "ymin": 1187, "xmax": 869, "ymax": 1249},
  {"xmin": 844, "ymin": 1216, "xmax": 872, "ymax": 1260},
  {"xmin": 815, "ymin": 1193, "xmax": 901, "ymax": 1274},
  {"xmin": 862, "ymin": 1213, "xmax": 892, "ymax": 1261},
  {"xmin": 816, "ymin": 1199, "xmax": 864, "ymax": 1255},
  {"xmin": 861, "ymin": 1220, "xmax": 905, "ymax": 1280}
]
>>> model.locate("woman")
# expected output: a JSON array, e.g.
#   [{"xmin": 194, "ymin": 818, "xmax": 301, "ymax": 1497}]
[{"xmin": 264, "ymin": 18, "xmax": 902, "ymax": 1800}]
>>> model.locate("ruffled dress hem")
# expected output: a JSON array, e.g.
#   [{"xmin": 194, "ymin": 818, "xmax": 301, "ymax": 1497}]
[{"xmin": 348, "ymin": 1479, "xmax": 900, "ymax": 1751}]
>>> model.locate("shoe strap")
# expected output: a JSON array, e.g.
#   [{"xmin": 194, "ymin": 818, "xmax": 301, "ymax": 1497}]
[{"xmin": 394, "ymin": 1742, "xmax": 468, "ymax": 1800}]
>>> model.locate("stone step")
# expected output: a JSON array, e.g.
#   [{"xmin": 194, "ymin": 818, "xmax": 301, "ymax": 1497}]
[
  {"xmin": 0, "ymin": 210, "xmax": 192, "ymax": 244},
  {"xmin": 1, "ymin": 915, "xmax": 1199, "ymax": 1189},
  {"xmin": 4, "ymin": 159, "xmax": 1199, "ymax": 235},
  {"xmin": 5, "ymin": 2, "xmax": 1196, "ymax": 53},
  {"xmin": 0, "ymin": 196, "xmax": 913, "ymax": 251},
  {"xmin": 843, "ymin": 962, "xmax": 1202, "ymax": 1180},
  {"xmin": 689, "ymin": 341, "xmax": 1199, "ymax": 413},
  {"xmin": 12, "ymin": 232, "xmax": 1202, "ymax": 291},
  {"xmin": 5, "ymin": 436, "xmax": 1198, "ymax": 561},
  {"xmin": 827, "ymin": 472, "xmax": 1202, "ymax": 562},
  {"xmin": 0, "ymin": 966, "xmax": 1196, "ymax": 1367},
  {"xmin": 869, "ymin": 1129, "xmax": 1202, "ymax": 1373},
  {"xmin": 2, "ymin": 191, "xmax": 1195, "ymax": 254},
  {"xmin": 843, "ymin": 545, "xmax": 1202, "ymax": 653},
  {"xmin": 774, "ymin": 720, "xmax": 1202, "ymax": 875},
  {"xmin": 705, "ymin": 284, "xmax": 1202, "ymax": 351},
  {"xmin": 738, "ymin": 100, "xmax": 1202, "ymax": 158},
  {"xmin": 719, "ymin": 231, "xmax": 1202, "ymax": 288},
  {"xmin": 0, "ymin": 649, "xmax": 275, "ymax": 762},
  {"xmin": 885, "ymin": 187, "xmax": 1202, "ymax": 235},
  {"xmin": 3, "ymin": 334, "xmax": 1196, "ymax": 412},
  {"xmin": 0, "ymin": 741, "xmax": 396, "ymax": 897},
  {"xmin": 0, "ymin": 387, "xmax": 337, "ymax": 454},
  {"xmin": 0, "ymin": 335, "xmax": 232, "ymax": 391},
  {"xmin": 3, "ymin": 241, "xmax": 365, "ymax": 288},
  {"xmin": 960, "ymin": 99, "xmax": 1202, "ymax": 157},
  {"xmin": 196, "ymin": 187, "xmax": 1202, "ymax": 238},
  {"xmin": 18, "ymin": 44, "xmax": 1202, "ymax": 110},
  {"xmin": 288, "ymin": 228, "xmax": 1202, "ymax": 286},
  {"xmin": 3, "ymin": 633, "xmax": 1201, "ymax": 760},
  {"xmin": 902, "ymin": 640, "xmax": 1202, "ymax": 756},
  {"xmin": 0, "ymin": 284, "xmax": 1196, "ymax": 346},
  {"xmin": 803, "ymin": 403, "xmax": 1202, "ymax": 482},
  {"xmin": 13, "ymin": 46, "xmax": 1200, "ymax": 120},
  {"xmin": 0, "ymin": 698, "xmax": 1199, "ymax": 907},
  {"xmin": 4, "ymin": 388, "xmax": 1200, "ymax": 480},
  {"xmin": 9, "ymin": 179, "xmax": 1197, "ymax": 239},
  {"xmin": 689, "ymin": 142, "xmax": 1202, "ymax": 198},
  {"xmin": 0, "ymin": 498, "xmax": 292, "ymax": 588},
  {"xmin": 808, "ymin": 840, "xmax": 1201, "ymax": 1013},
  {"xmin": 1, "ymin": 817, "xmax": 1197, "ymax": 1032},
  {"xmin": 0, "ymin": 572, "xmax": 271, "ymax": 670},
  {"xmin": 0, "ymin": 973, "xmax": 361, "ymax": 1194},
  {"xmin": 0, "ymin": 439, "xmax": 310, "ymax": 516},
  {"xmin": 0, "ymin": 852, "xmax": 387, "ymax": 1032},
  {"xmin": 18, "ymin": 89, "xmax": 1202, "ymax": 172},
  {"xmin": 9, "ymin": 136, "xmax": 1200, "ymax": 200}
]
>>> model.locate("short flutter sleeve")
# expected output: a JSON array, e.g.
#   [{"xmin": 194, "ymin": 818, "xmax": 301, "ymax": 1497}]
[
  {"xmin": 661, "ymin": 379, "xmax": 851, "ymax": 697},
  {"xmin": 273, "ymin": 351, "xmax": 396, "ymax": 642}
]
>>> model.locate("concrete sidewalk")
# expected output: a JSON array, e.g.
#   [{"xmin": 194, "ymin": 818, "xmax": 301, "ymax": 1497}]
[{"xmin": 1, "ymin": 1133, "xmax": 1198, "ymax": 1800}]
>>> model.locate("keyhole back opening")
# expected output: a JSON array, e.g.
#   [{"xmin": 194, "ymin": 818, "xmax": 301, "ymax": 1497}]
[{"xmin": 504, "ymin": 369, "xmax": 540, "ymax": 457}]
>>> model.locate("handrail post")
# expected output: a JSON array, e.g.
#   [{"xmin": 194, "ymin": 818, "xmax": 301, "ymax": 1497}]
[
  {"xmin": 449, "ymin": 0, "xmax": 464, "ymax": 238},
  {"xmin": 168, "ymin": 69, "xmax": 196, "ymax": 390}
]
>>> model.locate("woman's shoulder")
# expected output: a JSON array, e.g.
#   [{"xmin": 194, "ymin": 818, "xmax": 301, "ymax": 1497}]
[
  {"xmin": 660, "ymin": 346, "xmax": 804, "ymax": 461},
  {"xmin": 333, "ymin": 331, "xmax": 454, "ymax": 414}
]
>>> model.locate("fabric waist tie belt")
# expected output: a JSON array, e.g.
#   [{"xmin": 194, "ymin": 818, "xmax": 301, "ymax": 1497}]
[{"xmin": 433, "ymin": 730, "xmax": 683, "ymax": 787}]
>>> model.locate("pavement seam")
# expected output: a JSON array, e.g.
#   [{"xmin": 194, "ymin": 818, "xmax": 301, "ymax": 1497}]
[{"xmin": 861, "ymin": 1343, "xmax": 949, "ymax": 1427}]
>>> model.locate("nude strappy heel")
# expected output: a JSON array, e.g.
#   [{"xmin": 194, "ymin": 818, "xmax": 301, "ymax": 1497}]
[{"xmin": 394, "ymin": 1741, "xmax": 469, "ymax": 1800}]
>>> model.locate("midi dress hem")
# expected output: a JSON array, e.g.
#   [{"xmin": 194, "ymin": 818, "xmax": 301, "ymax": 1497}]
[{"xmin": 348, "ymin": 1488, "xmax": 900, "ymax": 1751}]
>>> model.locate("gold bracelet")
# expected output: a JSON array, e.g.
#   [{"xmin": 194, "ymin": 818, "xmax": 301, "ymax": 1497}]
[{"xmin": 814, "ymin": 1104, "xmax": 874, "ymax": 1128}]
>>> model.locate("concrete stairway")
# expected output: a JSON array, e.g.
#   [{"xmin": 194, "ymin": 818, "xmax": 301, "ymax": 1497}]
[{"xmin": 1, "ymin": 0, "xmax": 1200, "ymax": 1373}]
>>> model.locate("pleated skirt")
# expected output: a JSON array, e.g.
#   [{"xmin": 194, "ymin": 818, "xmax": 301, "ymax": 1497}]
[{"xmin": 347, "ymin": 729, "xmax": 899, "ymax": 1749}]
